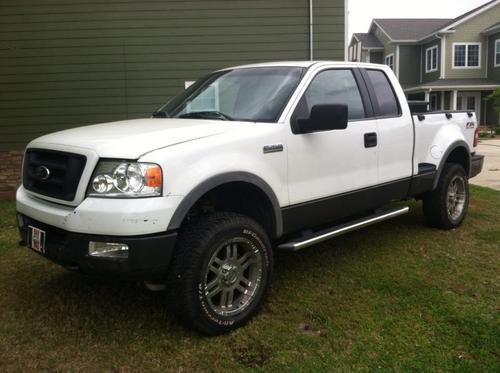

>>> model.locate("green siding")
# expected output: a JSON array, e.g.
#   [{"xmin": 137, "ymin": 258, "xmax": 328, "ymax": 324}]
[
  {"xmin": 421, "ymin": 39, "xmax": 440, "ymax": 83},
  {"xmin": 0, "ymin": 0, "xmax": 345, "ymax": 150},
  {"xmin": 399, "ymin": 45, "xmax": 420, "ymax": 87},
  {"xmin": 313, "ymin": 0, "xmax": 345, "ymax": 59},
  {"xmin": 369, "ymin": 52, "xmax": 383, "ymax": 64},
  {"xmin": 488, "ymin": 32, "xmax": 500, "ymax": 81},
  {"xmin": 444, "ymin": 3, "xmax": 500, "ymax": 79}
]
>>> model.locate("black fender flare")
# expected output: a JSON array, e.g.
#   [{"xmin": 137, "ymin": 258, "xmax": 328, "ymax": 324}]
[
  {"xmin": 432, "ymin": 140, "xmax": 471, "ymax": 189},
  {"xmin": 167, "ymin": 172, "xmax": 283, "ymax": 238}
]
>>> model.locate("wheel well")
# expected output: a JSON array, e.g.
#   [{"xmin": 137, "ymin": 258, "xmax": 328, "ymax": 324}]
[
  {"xmin": 181, "ymin": 182, "xmax": 277, "ymax": 239},
  {"xmin": 445, "ymin": 146, "xmax": 470, "ymax": 175}
]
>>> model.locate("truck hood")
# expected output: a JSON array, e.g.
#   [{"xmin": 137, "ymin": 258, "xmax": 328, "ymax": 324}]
[{"xmin": 29, "ymin": 118, "xmax": 238, "ymax": 158}]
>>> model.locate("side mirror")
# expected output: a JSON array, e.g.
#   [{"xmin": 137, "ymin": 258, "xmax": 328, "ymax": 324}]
[{"xmin": 293, "ymin": 104, "xmax": 348, "ymax": 134}]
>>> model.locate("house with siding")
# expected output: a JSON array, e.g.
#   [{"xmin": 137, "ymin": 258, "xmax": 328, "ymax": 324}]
[
  {"xmin": 348, "ymin": 0, "xmax": 500, "ymax": 126},
  {"xmin": 0, "ymin": 0, "xmax": 346, "ymax": 197}
]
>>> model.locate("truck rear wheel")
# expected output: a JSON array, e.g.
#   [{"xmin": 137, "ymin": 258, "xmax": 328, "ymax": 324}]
[
  {"xmin": 167, "ymin": 212, "xmax": 273, "ymax": 335},
  {"xmin": 422, "ymin": 163, "xmax": 469, "ymax": 229}
]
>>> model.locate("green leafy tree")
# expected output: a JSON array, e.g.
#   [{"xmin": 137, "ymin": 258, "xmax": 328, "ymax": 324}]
[
  {"xmin": 486, "ymin": 88, "xmax": 500, "ymax": 114},
  {"xmin": 486, "ymin": 88, "xmax": 500, "ymax": 135}
]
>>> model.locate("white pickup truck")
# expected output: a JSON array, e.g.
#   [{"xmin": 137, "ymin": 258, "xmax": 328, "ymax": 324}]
[{"xmin": 16, "ymin": 61, "xmax": 483, "ymax": 335}]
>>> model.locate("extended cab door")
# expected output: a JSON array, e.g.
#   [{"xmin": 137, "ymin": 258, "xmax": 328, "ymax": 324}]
[
  {"xmin": 360, "ymin": 68, "xmax": 413, "ymax": 184},
  {"xmin": 284, "ymin": 68, "xmax": 379, "ymax": 230}
]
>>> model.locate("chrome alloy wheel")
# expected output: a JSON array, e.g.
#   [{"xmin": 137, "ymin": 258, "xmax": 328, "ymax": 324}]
[
  {"xmin": 203, "ymin": 238, "xmax": 263, "ymax": 317},
  {"xmin": 446, "ymin": 175, "xmax": 466, "ymax": 221}
]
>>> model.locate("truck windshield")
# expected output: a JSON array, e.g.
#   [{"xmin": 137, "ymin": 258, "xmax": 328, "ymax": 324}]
[{"xmin": 159, "ymin": 67, "xmax": 305, "ymax": 123}]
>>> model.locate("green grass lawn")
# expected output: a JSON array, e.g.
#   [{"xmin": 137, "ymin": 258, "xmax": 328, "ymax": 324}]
[{"xmin": 1, "ymin": 186, "xmax": 499, "ymax": 372}]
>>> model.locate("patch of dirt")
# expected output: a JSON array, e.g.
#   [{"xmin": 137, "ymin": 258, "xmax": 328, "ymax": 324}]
[
  {"xmin": 298, "ymin": 322, "xmax": 325, "ymax": 337},
  {"xmin": 231, "ymin": 341, "xmax": 271, "ymax": 368}
]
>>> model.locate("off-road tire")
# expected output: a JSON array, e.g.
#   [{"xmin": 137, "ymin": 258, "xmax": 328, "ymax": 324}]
[
  {"xmin": 167, "ymin": 212, "xmax": 273, "ymax": 336},
  {"xmin": 423, "ymin": 163, "xmax": 469, "ymax": 229}
]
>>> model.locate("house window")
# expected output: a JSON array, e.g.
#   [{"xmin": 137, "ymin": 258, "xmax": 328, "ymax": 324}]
[
  {"xmin": 425, "ymin": 46, "xmax": 438, "ymax": 73},
  {"xmin": 385, "ymin": 54, "xmax": 394, "ymax": 71},
  {"xmin": 495, "ymin": 39, "xmax": 500, "ymax": 67},
  {"xmin": 453, "ymin": 43, "xmax": 481, "ymax": 68}
]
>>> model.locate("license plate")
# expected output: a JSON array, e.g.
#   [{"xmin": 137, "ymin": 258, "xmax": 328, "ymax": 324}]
[{"xmin": 28, "ymin": 226, "xmax": 46, "ymax": 254}]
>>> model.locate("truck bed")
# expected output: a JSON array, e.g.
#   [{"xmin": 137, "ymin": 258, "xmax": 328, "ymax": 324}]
[{"xmin": 412, "ymin": 111, "xmax": 477, "ymax": 176}]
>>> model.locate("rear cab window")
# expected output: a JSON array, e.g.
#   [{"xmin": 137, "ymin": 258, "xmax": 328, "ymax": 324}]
[{"xmin": 362, "ymin": 69, "xmax": 401, "ymax": 118}]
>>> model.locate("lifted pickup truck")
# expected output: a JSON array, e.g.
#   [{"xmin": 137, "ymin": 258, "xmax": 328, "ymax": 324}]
[{"xmin": 17, "ymin": 61, "xmax": 484, "ymax": 335}]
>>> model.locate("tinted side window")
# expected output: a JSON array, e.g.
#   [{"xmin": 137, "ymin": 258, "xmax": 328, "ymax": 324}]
[
  {"xmin": 365, "ymin": 70, "xmax": 400, "ymax": 117},
  {"xmin": 299, "ymin": 69, "xmax": 366, "ymax": 120}
]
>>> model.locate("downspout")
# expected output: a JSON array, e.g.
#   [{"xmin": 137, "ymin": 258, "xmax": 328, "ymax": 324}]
[
  {"xmin": 309, "ymin": 0, "xmax": 314, "ymax": 60},
  {"xmin": 344, "ymin": 0, "xmax": 349, "ymax": 61},
  {"xmin": 435, "ymin": 33, "xmax": 445, "ymax": 79}
]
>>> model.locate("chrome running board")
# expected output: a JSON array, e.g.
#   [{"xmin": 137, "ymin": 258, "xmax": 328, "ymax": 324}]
[{"xmin": 277, "ymin": 206, "xmax": 409, "ymax": 251}]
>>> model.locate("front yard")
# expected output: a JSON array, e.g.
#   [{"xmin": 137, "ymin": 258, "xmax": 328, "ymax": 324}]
[{"xmin": 0, "ymin": 186, "xmax": 498, "ymax": 372}]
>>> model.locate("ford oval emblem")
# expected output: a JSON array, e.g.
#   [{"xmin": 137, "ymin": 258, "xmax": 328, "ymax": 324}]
[{"xmin": 35, "ymin": 166, "xmax": 50, "ymax": 181}]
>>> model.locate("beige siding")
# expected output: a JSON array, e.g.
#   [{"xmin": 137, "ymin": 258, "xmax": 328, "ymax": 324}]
[
  {"xmin": 361, "ymin": 50, "xmax": 370, "ymax": 62},
  {"xmin": 0, "ymin": 0, "xmax": 345, "ymax": 150},
  {"xmin": 444, "ymin": 3, "xmax": 500, "ymax": 79}
]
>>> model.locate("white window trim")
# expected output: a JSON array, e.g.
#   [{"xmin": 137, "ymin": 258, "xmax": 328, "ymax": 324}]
[
  {"xmin": 425, "ymin": 45, "xmax": 439, "ymax": 73},
  {"xmin": 385, "ymin": 53, "xmax": 394, "ymax": 71},
  {"xmin": 495, "ymin": 39, "xmax": 500, "ymax": 68},
  {"xmin": 452, "ymin": 42, "xmax": 481, "ymax": 69}
]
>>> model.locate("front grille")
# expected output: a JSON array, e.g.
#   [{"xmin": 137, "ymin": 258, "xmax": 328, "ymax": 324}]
[{"xmin": 23, "ymin": 148, "xmax": 87, "ymax": 201}]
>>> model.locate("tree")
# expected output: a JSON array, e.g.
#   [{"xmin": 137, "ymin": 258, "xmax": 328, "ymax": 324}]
[{"xmin": 486, "ymin": 88, "xmax": 500, "ymax": 114}]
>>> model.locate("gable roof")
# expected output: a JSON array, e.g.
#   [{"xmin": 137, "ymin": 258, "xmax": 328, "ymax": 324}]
[
  {"xmin": 371, "ymin": 0, "xmax": 499, "ymax": 43},
  {"xmin": 372, "ymin": 19, "xmax": 451, "ymax": 41},
  {"xmin": 438, "ymin": 0, "xmax": 499, "ymax": 32},
  {"xmin": 352, "ymin": 33, "xmax": 384, "ymax": 49}
]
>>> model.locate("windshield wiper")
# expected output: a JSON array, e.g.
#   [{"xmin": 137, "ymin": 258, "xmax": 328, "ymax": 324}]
[
  {"xmin": 152, "ymin": 110, "xmax": 169, "ymax": 118},
  {"xmin": 178, "ymin": 111, "xmax": 234, "ymax": 121}
]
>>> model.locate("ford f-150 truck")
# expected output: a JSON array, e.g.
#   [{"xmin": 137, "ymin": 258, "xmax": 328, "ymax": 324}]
[{"xmin": 16, "ymin": 61, "xmax": 484, "ymax": 335}]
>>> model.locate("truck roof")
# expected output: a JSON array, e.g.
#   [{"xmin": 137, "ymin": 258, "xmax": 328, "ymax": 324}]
[{"xmin": 220, "ymin": 61, "xmax": 388, "ymax": 71}]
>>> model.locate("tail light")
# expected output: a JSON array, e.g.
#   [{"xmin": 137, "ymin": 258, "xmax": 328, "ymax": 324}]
[{"xmin": 473, "ymin": 128, "xmax": 479, "ymax": 147}]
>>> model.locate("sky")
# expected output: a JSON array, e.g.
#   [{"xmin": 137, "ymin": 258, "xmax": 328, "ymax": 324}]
[{"xmin": 347, "ymin": 0, "xmax": 492, "ymax": 40}]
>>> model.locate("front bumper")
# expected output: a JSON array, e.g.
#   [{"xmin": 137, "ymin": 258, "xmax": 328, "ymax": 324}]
[
  {"xmin": 18, "ymin": 214, "xmax": 177, "ymax": 278},
  {"xmin": 16, "ymin": 186, "xmax": 183, "ymax": 236},
  {"xmin": 470, "ymin": 154, "xmax": 484, "ymax": 178}
]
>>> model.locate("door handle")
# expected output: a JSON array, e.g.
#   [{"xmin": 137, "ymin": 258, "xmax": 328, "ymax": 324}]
[{"xmin": 364, "ymin": 132, "xmax": 377, "ymax": 148}]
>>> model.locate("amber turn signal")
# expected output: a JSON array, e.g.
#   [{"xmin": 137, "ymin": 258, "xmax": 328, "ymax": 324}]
[{"xmin": 145, "ymin": 165, "xmax": 162, "ymax": 188}]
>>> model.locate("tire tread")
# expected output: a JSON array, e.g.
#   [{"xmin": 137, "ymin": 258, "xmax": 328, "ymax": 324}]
[{"xmin": 166, "ymin": 212, "xmax": 272, "ymax": 335}]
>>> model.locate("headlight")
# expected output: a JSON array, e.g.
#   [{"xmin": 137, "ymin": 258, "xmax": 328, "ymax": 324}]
[{"xmin": 87, "ymin": 161, "xmax": 162, "ymax": 197}]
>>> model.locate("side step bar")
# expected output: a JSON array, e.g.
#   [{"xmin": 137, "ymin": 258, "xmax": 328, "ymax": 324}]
[{"xmin": 277, "ymin": 206, "xmax": 409, "ymax": 251}]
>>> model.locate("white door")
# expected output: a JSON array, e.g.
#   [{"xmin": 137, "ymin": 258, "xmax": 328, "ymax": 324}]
[
  {"xmin": 362, "ymin": 69, "xmax": 414, "ymax": 184},
  {"xmin": 286, "ymin": 68, "xmax": 378, "ymax": 205},
  {"xmin": 457, "ymin": 92, "xmax": 481, "ymax": 124}
]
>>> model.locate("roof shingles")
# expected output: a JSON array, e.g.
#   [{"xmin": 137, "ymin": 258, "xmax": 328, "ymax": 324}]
[
  {"xmin": 373, "ymin": 19, "xmax": 451, "ymax": 41},
  {"xmin": 353, "ymin": 33, "xmax": 383, "ymax": 49},
  {"xmin": 373, "ymin": 0, "xmax": 499, "ymax": 41}
]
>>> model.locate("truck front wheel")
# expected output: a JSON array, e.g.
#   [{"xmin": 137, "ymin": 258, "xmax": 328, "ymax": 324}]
[
  {"xmin": 167, "ymin": 212, "xmax": 273, "ymax": 335},
  {"xmin": 422, "ymin": 163, "xmax": 469, "ymax": 229}
]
